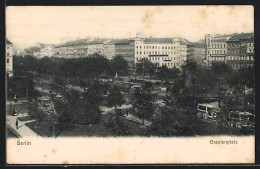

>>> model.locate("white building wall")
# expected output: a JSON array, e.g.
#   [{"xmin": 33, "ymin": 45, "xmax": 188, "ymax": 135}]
[
  {"xmin": 6, "ymin": 43, "xmax": 13, "ymax": 76},
  {"xmin": 134, "ymin": 38, "xmax": 182, "ymax": 68}
]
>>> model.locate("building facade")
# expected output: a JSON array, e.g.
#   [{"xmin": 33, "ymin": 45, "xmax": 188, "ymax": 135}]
[
  {"xmin": 226, "ymin": 33, "xmax": 254, "ymax": 69},
  {"xmin": 179, "ymin": 38, "xmax": 194, "ymax": 66},
  {"xmin": 103, "ymin": 42, "xmax": 115, "ymax": 60},
  {"xmin": 134, "ymin": 37, "xmax": 183, "ymax": 68},
  {"xmin": 34, "ymin": 45, "xmax": 54, "ymax": 58},
  {"xmin": 6, "ymin": 39, "xmax": 13, "ymax": 77},
  {"xmin": 205, "ymin": 33, "xmax": 254, "ymax": 68},
  {"xmin": 114, "ymin": 39, "xmax": 135, "ymax": 69},
  {"xmin": 205, "ymin": 34, "xmax": 232, "ymax": 65},
  {"xmin": 53, "ymin": 42, "xmax": 89, "ymax": 58}
]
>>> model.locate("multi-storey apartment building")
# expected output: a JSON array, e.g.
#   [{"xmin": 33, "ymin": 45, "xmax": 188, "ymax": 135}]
[
  {"xmin": 87, "ymin": 40, "xmax": 105, "ymax": 56},
  {"xmin": 34, "ymin": 45, "xmax": 54, "ymax": 58},
  {"xmin": 53, "ymin": 41, "xmax": 89, "ymax": 58},
  {"xmin": 226, "ymin": 33, "xmax": 254, "ymax": 68},
  {"xmin": 205, "ymin": 33, "xmax": 254, "ymax": 68},
  {"xmin": 6, "ymin": 39, "xmax": 14, "ymax": 77},
  {"xmin": 134, "ymin": 37, "xmax": 182, "ymax": 68},
  {"xmin": 103, "ymin": 42, "xmax": 115, "ymax": 60},
  {"xmin": 179, "ymin": 38, "xmax": 193, "ymax": 66},
  {"xmin": 205, "ymin": 34, "xmax": 232, "ymax": 65},
  {"xmin": 113, "ymin": 39, "xmax": 135, "ymax": 69}
]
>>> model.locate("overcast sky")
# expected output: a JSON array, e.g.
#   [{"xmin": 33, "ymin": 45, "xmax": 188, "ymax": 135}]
[{"xmin": 6, "ymin": 6, "xmax": 254, "ymax": 50}]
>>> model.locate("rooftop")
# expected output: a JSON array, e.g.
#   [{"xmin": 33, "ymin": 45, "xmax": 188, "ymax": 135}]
[
  {"xmin": 112, "ymin": 39, "xmax": 132, "ymax": 45},
  {"xmin": 143, "ymin": 38, "xmax": 173, "ymax": 44},
  {"xmin": 227, "ymin": 33, "xmax": 254, "ymax": 42},
  {"xmin": 214, "ymin": 34, "xmax": 233, "ymax": 38},
  {"xmin": 6, "ymin": 39, "xmax": 13, "ymax": 45},
  {"xmin": 179, "ymin": 38, "xmax": 192, "ymax": 45}
]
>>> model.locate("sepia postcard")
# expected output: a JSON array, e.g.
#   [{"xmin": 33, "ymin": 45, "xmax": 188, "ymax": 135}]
[{"xmin": 6, "ymin": 5, "xmax": 255, "ymax": 164}]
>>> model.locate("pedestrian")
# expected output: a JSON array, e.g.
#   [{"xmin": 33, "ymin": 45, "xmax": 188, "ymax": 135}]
[
  {"xmin": 16, "ymin": 118, "xmax": 18, "ymax": 129},
  {"xmin": 126, "ymin": 109, "xmax": 128, "ymax": 116}
]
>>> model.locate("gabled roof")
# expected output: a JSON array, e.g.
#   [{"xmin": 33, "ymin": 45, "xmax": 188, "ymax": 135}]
[
  {"xmin": 226, "ymin": 33, "xmax": 254, "ymax": 42},
  {"xmin": 143, "ymin": 38, "xmax": 173, "ymax": 44},
  {"xmin": 179, "ymin": 38, "xmax": 192, "ymax": 45},
  {"xmin": 6, "ymin": 39, "xmax": 13, "ymax": 45}
]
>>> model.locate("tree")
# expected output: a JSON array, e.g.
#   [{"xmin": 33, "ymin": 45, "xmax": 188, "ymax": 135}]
[
  {"xmin": 168, "ymin": 67, "xmax": 180, "ymax": 81},
  {"xmin": 148, "ymin": 107, "xmax": 196, "ymax": 137},
  {"xmin": 79, "ymin": 85, "xmax": 102, "ymax": 125},
  {"xmin": 179, "ymin": 60, "xmax": 202, "ymax": 110},
  {"xmin": 238, "ymin": 67, "xmax": 254, "ymax": 95},
  {"xmin": 136, "ymin": 58, "xmax": 156, "ymax": 80},
  {"xmin": 157, "ymin": 65, "xmax": 170, "ymax": 82},
  {"xmin": 105, "ymin": 116, "xmax": 133, "ymax": 136},
  {"xmin": 76, "ymin": 101, "xmax": 101, "ymax": 125},
  {"xmin": 180, "ymin": 60, "xmax": 201, "ymax": 98},
  {"xmin": 210, "ymin": 62, "xmax": 231, "ymax": 93},
  {"xmin": 106, "ymin": 85, "xmax": 125, "ymax": 114},
  {"xmin": 110, "ymin": 55, "xmax": 129, "ymax": 76},
  {"xmin": 13, "ymin": 55, "xmax": 38, "ymax": 73},
  {"xmin": 27, "ymin": 99, "xmax": 47, "ymax": 128},
  {"xmin": 132, "ymin": 84, "xmax": 155, "ymax": 125},
  {"xmin": 37, "ymin": 56, "xmax": 53, "ymax": 74}
]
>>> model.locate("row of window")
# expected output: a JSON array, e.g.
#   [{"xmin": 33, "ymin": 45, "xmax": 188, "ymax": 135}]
[
  {"xmin": 227, "ymin": 50, "xmax": 241, "ymax": 54},
  {"xmin": 207, "ymin": 44, "xmax": 226, "ymax": 49},
  {"xmin": 151, "ymin": 62, "xmax": 179, "ymax": 67},
  {"xmin": 231, "ymin": 63, "xmax": 254, "ymax": 68},
  {"xmin": 209, "ymin": 57, "xmax": 225, "ymax": 61},
  {"xmin": 149, "ymin": 56, "xmax": 177, "ymax": 61},
  {"xmin": 136, "ymin": 56, "xmax": 180, "ymax": 61},
  {"xmin": 210, "ymin": 56, "xmax": 254, "ymax": 61},
  {"xmin": 136, "ymin": 51, "xmax": 178, "ymax": 55},
  {"xmin": 136, "ymin": 46, "xmax": 178, "ymax": 50},
  {"xmin": 228, "ymin": 44, "xmax": 240, "ymax": 48},
  {"xmin": 208, "ymin": 50, "xmax": 226, "ymax": 55},
  {"xmin": 227, "ymin": 56, "xmax": 253, "ymax": 61}
]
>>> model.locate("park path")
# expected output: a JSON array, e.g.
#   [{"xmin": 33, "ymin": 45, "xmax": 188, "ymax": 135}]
[
  {"xmin": 6, "ymin": 115, "xmax": 40, "ymax": 138},
  {"xmin": 6, "ymin": 101, "xmax": 41, "ymax": 138}
]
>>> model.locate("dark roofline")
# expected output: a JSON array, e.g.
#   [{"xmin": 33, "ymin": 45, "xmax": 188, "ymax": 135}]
[
  {"xmin": 179, "ymin": 38, "xmax": 192, "ymax": 45},
  {"xmin": 143, "ymin": 38, "xmax": 173, "ymax": 44},
  {"xmin": 226, "ymin": 33, "xmax": 254, "ymax": 42},
  {"xmin": 6, "ymin": 39, "xmax": 13, "ymax": 45}
]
